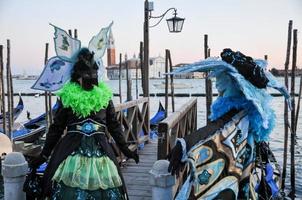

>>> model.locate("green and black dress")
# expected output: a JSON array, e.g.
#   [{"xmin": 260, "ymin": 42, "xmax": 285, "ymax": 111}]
[{"xmin": 40, "ymin": 82, "xmax": 131, "ymax": 199}]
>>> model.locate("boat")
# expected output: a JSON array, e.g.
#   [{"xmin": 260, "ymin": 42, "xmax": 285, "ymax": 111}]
[
  {"xmin": 12, "ymin": 100, "xmax": 59, "ymax": 143},
  {"xmin": 147, "ymin": 101, "xmax": 166, "ymax": 140},
  {"xmin": 150, "ymin": 101, "xmax": 166, "ymax": 130},
  {"xmin": 153, "ymin": 82, "xmax": 193, "ymax": 89},
  {"xmin": 0, "ymin": 96, "xmax": 24, "ymax": 129}
]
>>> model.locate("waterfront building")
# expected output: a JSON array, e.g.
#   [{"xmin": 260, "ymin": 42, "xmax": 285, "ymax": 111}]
[{"xmin": 106, "ymin": 31, "xmax": 165, "ymax": 80}]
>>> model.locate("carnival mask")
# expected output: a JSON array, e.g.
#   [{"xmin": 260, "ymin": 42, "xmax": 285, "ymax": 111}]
[{"xmin": 71, "ymin": 48, "xmax": 99, "ymax": 91}]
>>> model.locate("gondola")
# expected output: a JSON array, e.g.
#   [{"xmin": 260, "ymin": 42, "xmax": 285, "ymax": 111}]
[
  {"xmin": 150, "ymin": 101, "xmax": 166, "ymax": 130},
  {"xmin": 142, "ymin": 101, "xmax": 166, "ymax": 143},
  {"xmin": 0, "ymin": 96, "xmax": 24, "ymax": 128},
  {"xmin": 12, "ymin": 100, "xmax": 60, "ymax": 143}
]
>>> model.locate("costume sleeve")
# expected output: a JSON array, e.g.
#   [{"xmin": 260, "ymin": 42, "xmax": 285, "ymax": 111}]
[
  {"xmin": 106, "ymin": 100, "xmax": 129, "ymax": 153},
  {"xmin": 41, "ymin": 100, "xmax": 68, "ymax": 158}
]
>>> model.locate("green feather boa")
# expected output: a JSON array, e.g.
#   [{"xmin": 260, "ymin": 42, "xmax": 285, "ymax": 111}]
[{"xmin": 56, "ymin": 82, "xmax": 113, "ymax": 118}]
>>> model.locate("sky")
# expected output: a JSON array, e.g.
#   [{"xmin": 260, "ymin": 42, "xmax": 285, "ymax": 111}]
[{"xmin": 0, "ymin": 0, "xmax": 302, "ymax": 75}]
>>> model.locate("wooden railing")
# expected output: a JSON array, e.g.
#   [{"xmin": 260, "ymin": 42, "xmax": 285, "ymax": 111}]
[
  {"xmin": 157, "ymin": 98, "xmax": 197, "ymax": 159},
  {"xmin": 157, "ymin": 98, "xmax": 197, "ymax": 198},
  {"xmin": 110, "ymin": 97, "xmax": 150, "ymax": 162}
]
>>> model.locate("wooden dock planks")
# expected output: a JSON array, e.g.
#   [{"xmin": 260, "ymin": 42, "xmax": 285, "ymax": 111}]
[{"xmin": 121, "ymin": 140, "xmax": 158, "ymax": 200}]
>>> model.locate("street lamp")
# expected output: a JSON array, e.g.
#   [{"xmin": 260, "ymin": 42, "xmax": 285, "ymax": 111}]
[
  {"xmin": 149, "ymin": 7, "xmax": 185, "ymax": 33},
  {"xmin": 166, "ymin": 14, "xmax": 185, "ymax": 33},
  {"xmin": 143, "ymin": 0, "xmax": 185, "ymax": 97}
]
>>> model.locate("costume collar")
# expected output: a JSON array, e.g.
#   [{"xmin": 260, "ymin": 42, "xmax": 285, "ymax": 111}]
[
  {"xmin": 210, "ymin": 96, "xmax": 275, "ymax": 142},
  {"xmin": 56, "ymin": 82, "xmax": 112, "ymax": 118}
]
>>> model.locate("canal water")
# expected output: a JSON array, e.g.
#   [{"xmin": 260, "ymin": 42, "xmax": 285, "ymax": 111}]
[{"xmin": 1, "ymin": 78, "xmax": 301, "ymax": 198}]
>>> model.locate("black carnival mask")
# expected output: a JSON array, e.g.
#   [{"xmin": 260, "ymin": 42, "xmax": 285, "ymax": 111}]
[{"xmin": 71, "ymin": 48, "xmax": 99, "ymax": 91}]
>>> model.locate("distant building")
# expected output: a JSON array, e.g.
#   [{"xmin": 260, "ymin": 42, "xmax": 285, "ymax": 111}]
[
  {"xmin": 107, "ymin": 30, "xmax": 116, "ymax": 66},
  {"xmin": 106, "ymin": 57, "xmax": 140, "ymax": 80},
  {"xmin": 270, "ymin": 67, "xmax": 302, "ymax": 76},
  {"xmin": 149, "ymin": 56, "xmax": 165, "ymax": 78},
  {"xmin": 106, "ymin": 31, "xmax": 165, "ymax": 80}
]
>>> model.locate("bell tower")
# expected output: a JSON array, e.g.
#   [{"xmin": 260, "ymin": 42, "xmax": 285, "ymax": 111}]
[{"xmin": 107, "ymin": 30, "xmax": 116, "ymax": 66}]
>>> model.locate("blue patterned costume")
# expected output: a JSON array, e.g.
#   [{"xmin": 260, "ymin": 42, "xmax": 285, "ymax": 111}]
[{"xmin": 168, "ymin": 49, "xmax": 290, "ymax": 200}]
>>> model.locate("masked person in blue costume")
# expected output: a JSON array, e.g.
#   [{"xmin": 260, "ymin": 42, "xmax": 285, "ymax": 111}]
[
  {"xmin": 28, "ymin": 48, "xmax": 139, "ymax": 200},
  {"xmin": 167, "ymin": 49, "xmax": 290, "ymax": 200}
]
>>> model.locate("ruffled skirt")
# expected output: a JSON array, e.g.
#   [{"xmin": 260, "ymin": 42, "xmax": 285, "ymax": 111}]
[{"xmin": 51, "ymin": 136, "xmax": 125, "ymax": 200}]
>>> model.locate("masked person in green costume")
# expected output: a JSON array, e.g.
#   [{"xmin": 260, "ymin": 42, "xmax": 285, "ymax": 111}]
[{"xmin": 28, "ymin": 48, "xmax": 139, "ymax": 200}]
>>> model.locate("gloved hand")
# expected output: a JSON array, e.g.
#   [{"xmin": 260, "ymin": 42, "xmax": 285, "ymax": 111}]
[
  {"xmin": 167, "ymin": 142, "xmax": 184, "ymax": 176},
  {"xmin": 23, "ymin": 169, "xmax": 43, "ymax": 198},
  {"xmin": 123, "ymin": 149, "xmax": 139, "ymax": 164},
  {"xmin": 28, "ymin": 154, "xmax": 47, "ymax": 170}
]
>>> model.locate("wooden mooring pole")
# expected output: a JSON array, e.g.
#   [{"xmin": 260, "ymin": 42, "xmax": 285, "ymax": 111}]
[
  {"xmin": 44, "ymin": 43, "xmax": 49, "ymax": 131},
  {"xmin": 289, "ymin": 29, "xmax": 297, "ymax": 199},
  {"xmin": 143, "ymin": 0, "xmax": 149, "ymax": 98},
  {"xmin": 294, "ymin": 75, "xmax": 302, "ymax": 133},
  {"xmin": 48, "ymin": 66, "xmax": 52, "ymax": 125},
  {"xmin": 68, "ymin": 29, "xmax": 72, "ymax": 38},
  {"xmin": 282, "ymin": 19, "xmax": 292, "ymax": 191},
  {"xmin": 139, "ymin": 41, "xmax": 144, "ymax": 95},
  {"xmin": 74, "ymin": 29, "xmax": 78, "ymax": 39},
  {"xmin": 204, "ymin": 34, "xmax": 212, "ymax": 124},
  {"xmin": 135, "ymin": 59, "xmax": 139, "ymax": 100},
  {"xmin": 125, "ymin": 54, "xmax": 132, "ymax": 101},
  {"xmin": 165, "ymin": 50, "xmax": 169, "ymax": 117},
  {"xmin": 0, "ymin": 45, "xmax": 6, "ymax": 135},
  {"xmin": 6, "ymin": 39, "xmax": 13, "ymax": 140},
  {"xmin": 164, "ymin": 49, "xmax": 176, "ymax": 117},
  {"xmin": 168, "ymin": 51, "xmax": 175, "ymax": 113},
  {"xmin": 119, "ymin": 53, "xmax": 122, "ymax": 103}
]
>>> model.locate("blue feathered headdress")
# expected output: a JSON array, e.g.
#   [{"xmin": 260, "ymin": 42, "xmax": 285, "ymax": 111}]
[{"xmin": 170, "ymin": 49, "xmax": 291, "ymax": 141}]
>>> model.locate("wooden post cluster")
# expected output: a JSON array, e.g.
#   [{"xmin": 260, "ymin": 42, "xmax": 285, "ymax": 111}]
[
  {"xmin": 0, "ymin": 40, "xmax": 14, "ymax": 139},
  {"xmin": 281, "ymin": 20, "xmax": 292, "ymax": 191},
  {"xmin": 289, "ymin": 29, "xmax": 298, "ymax": 199}
]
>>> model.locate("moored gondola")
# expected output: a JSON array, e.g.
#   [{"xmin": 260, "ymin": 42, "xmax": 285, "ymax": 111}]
[
  {"xmin": 0, "ymin": 95, "xmax": 24, "ymax": 129},
  {"xmin": 150, "ymin": 101, "xmax": 166, "ymax": 129},
  {"xmin": 149, "ymin": 101, "xmax": 166, "ymax": 140},
  {"xmin": 11, "ymin": 100, "xmax": 60, "ymax": 143}
]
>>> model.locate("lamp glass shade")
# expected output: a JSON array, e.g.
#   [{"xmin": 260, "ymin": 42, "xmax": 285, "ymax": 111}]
[{"xmin": 166, "ymin": 16, "xmax": 185, "ymax": 33}]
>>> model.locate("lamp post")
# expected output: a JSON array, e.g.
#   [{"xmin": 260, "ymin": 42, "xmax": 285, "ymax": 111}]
[{"xmin": 143, "ymin": 0, "xmax": 185, "ymax": 97}]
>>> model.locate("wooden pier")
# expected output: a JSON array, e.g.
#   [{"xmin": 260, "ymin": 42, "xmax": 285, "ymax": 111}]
[
  {"xmin": 121, "ymin": 140, "xmax": 157, "ymax": 200},
  {"xmin": 0, "ymin": 97, "xmax": 197, "ymax": 200},
  {"xmin": 119, "ymin": 97, "xmax": 197, "ymax": 199}
]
